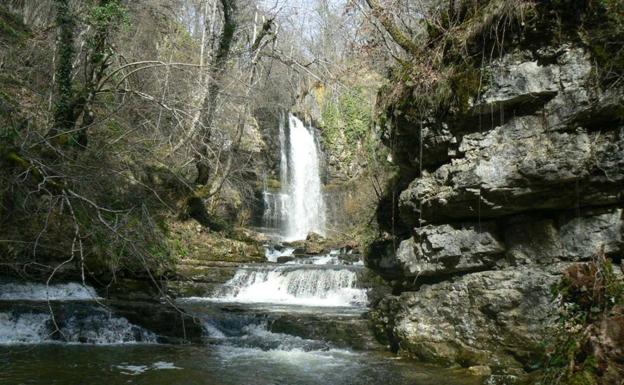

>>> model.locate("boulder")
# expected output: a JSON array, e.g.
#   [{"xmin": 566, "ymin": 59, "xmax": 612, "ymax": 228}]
[
  {"xmin": 393, "ymin": 224, "xmax": 505, "ymax": 278},
  {"xmin": 276, "ymin": 256, "xmax": 296, "ymax": 264},
  {"xmin": 371, "ymin": 266, "xmax": 565, "ymax": 370}
]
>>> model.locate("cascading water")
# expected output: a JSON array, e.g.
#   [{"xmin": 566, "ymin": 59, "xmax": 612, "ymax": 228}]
[
  {"xmin": 263, "ymin": 114, "xmax": 326, "ymax": 241},
  {"xmin": 210, "ymin": 265, "xmax": 367, "ymax": 307},
  {"xmin": 0, "ymin": 281, "xmax": 156, "ymax": 345},
  {"xmin": 0, "ymin": 282, "xmax": 100, "ymax": 301},
  {"xmin": 0, "ymin": 311, "xmax": 157, "ymax": 345}
]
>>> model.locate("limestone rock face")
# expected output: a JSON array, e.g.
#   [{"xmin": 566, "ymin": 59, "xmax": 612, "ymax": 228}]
[
  {"xmin": 370, "ymin": 42, "xmax": 624, "ymax": 374},
  {"xmin": 371, "ymin": 266, "xmax": 563, "ymax": 369},
  {"xmin": 399, "ymin": 119, "xmax": 624, "ymax": 225},
  {"xmin": 472, "ymin": 46, "xmax": 593, "ymax": 119},
  {"xmin": 394, "ymin": 224, "xmax": 505, "ymax": 277}
]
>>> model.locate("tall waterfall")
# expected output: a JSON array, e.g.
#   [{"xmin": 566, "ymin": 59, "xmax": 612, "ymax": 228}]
[{"xmin": 263, "ymin": 114, "xmax": 326, "ymax": 240}]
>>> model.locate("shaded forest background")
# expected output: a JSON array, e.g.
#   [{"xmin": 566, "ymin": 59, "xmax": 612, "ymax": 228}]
[{"xmin": 0, "ymin": 0, "xmax": 398, "ymax": 280}]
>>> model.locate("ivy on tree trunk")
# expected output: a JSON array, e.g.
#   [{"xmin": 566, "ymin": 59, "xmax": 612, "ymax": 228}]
[{"xmin": 51, "ymin": 0, "xmax": 76, "ymax": 144}]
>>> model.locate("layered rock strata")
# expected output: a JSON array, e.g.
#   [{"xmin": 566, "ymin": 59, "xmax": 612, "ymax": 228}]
[{"xmin": 369, "ymin": 43, "xmax": 624, "ymax": 371}]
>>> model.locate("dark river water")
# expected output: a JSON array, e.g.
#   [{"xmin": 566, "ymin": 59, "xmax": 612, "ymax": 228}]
[{"xmin": 0, "ymin": 342, "xmax": 481, "ymax": 385}]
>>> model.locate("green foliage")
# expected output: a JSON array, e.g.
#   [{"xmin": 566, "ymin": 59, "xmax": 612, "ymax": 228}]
[
  {"xmin": 581, "ymin": 0, "xmax": 624, "ymax": 85},
  {"xmin": 320, "ymin": 87, "xmax": 374, "ymax": 162},
  {"xmin": 0, "ymin": 126, "xmax": 18, "ymax": 145},
  {"xmin": 170, "ymin": 239, "xmax": 189, "ymax": 259},
  {"xmin": 88, "ymin": 0, "xmax": 129, "ymax": 31},
  {"xmin": 0, "ymin": 5, "xmax": 29, "ymax": 43},
  {"xmin": 540, "ymin": 251, "xmax": 624, "ymax": 385},
  {"xmin": 340, "ymin": 89, "xmax": 372, "ymax": 144},
  {"xmin": 449, "ymin": 66, "xmax": 483, "ymax": 114},
  {"xmin": 86, "ymin": 1, "xmax": 129, "ymax": 69}
]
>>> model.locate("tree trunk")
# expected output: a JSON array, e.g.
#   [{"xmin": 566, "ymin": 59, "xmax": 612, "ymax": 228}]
[
  {"xmin": 50, "ymin": 0, "xmax": 76, "ymax": 144},
  {"xmin": 364, "ymin": 0, "xmax": 420, "ymax": 56},
  {"xmin": 195, "ymin": 0, "xmax": 238, "ymax": 186}
]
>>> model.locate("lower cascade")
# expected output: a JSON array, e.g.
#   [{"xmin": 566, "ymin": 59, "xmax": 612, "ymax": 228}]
[
  {"xmin": 0, "ymin": 281, "xmax": 100, "ymax": 301},
  {"xmin": 0, "ymin": 311, "xmax": 157, "ymax": 345},
  {"xmin": 210, "ymin": 265, "xmax": 367, "ymax": 307}
]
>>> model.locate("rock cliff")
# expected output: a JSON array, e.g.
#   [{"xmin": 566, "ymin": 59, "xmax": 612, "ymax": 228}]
[{"xmin": 368, "ymin": 2, "xmax": 624, "ymax": 375}]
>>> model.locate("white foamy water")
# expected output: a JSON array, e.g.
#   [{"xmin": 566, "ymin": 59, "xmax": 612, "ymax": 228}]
[
  {"xmin": 265, "ymin": 247, "xmax": 295, "ymax": 263},
  {"xmin": 0, "ymin": 282, "xmax": 100, "ymax": 301},
  {"xmin": 0, "ymin": 312, "xmax": 156, "ymax": 345},
  {"xmin": 0, "ymin": 312, "xmax": 50, "ymax": 344},
  {"xmin": 281, "ymin": 249, "xmax": 364, "ymax": 266},
  {"xmin": 116, "ymin": 362, "xmax": 181, "ymax": 376},
  {"xmin": 284, "ymin": 115, "xmax": 326, "ymax": 240},
  {"xmin": 213, "ymin": 325, "xmax": 359, "ymax": 369},
  {"xmin": 262, "ymin": 114, "xmax": 326, "ymax": 241},
  {"xmin": 207, "ymin": 266, "xmax": 367, "ymax": 307},
  {"xmin": 202, "ymin": 319, "xmax": 358, "ymax": 366},
  {"xmin": 262, "ymin": 191, "xmax": 288, "ymax": 230}
]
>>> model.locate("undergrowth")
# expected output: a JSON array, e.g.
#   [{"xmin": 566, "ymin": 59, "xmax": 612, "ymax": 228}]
[{"xmin": 540, "ymin": 248, "xmax": 624, "ymax": 385}]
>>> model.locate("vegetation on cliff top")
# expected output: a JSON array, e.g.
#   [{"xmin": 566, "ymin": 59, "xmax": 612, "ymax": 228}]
[{"xmin": 371, "ymin": 0, "xmax": 624, "ymax": 127}]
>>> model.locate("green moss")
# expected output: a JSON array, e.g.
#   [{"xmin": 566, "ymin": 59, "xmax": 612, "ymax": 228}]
[
  {"xmin": 265, "ymin": 178, "xmax": 281, "ymax": 190},
  {"xmin": 449, "ymin": 66, "xmax": 483, "ymax": 114}
]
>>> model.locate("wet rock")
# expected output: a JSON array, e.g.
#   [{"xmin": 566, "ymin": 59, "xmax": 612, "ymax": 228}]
[
  {"xmin": 276, "ymin": 256, "xmax": 295, "ymax": 264},
  {"xmin": 230, "ymin": 227, "xmax": 270, "ymax": 244},
  {"xmin": 306, "ymin": 232, "xmax": 325, "ymax": 243},
  {"xmin": 365, "ymin": 235, "xmax": 404, "ymax": 280},
  {"xmin": 268, "ymin": 312, "xmax": 381, "ymax": 351},
  {"xmin": 0, "ymin": 299, "xmax": 203, "ymax": 344},
  {"xmin": 175, "ymin": 264, "xmax": 238, "ymax": 284},
  {"xmin": 108, "ymin": 299, "xmax": 203, "ymax": 343},
  {"xmin": 467, "ymin": 366, "xmax": 492, "ymax": 377},
  {"xmin": 304, "ymin": 232, "xmax": 327, "ymax": 254},
  {"xmin": 166, "ymin": 281, "xmax": 219, "ymax": 298},
  {"xmin": 283, "ymin": 233, "xmax": 338, "ymax": 255}
]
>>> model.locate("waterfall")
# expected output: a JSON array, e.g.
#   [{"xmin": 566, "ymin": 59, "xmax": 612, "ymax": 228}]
[
  {"xmin": 209, "ymin": 265, "xmax": 367, "ymax": 307},
  {"xmin": 284, "ymin": 114, "xmax": 326, "ymax": 240},
  {"xmin": 263, "ymin": 114, "xmax": 326, "ymax": 241}
]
